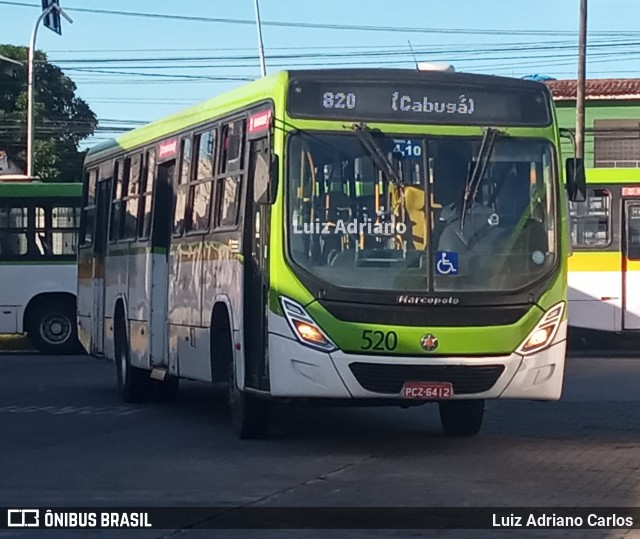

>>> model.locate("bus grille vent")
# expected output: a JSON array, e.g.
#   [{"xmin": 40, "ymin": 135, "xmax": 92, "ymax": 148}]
[
  {"xmin": 318, "ymin": 301, "xmax": 529, "ymax": 327},
  {"xmin": 348, "ymin": 363, "xmax": 505, "ymax": 394}
]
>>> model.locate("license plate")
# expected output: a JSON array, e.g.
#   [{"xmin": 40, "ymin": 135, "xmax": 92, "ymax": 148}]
[{"xmin": 402, "ymin": 381, "xmax": 454, "ymax": 399}]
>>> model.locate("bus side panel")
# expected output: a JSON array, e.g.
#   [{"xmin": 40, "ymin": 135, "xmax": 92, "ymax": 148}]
[
  {"xmin": 200, "ymin": 238, "xmax": 244, "ymax": 385},
  {"xmin": 77, "ymin": 249, "xmax": 93, "ymax": 351},
  {"xmin": 127, "ymin": 247, "xmax": 151, "ymax": 368},
  {"xmin": 103, "ymin": 246, "xmax": 130, "ymax": 361},
  {"xmin": 168, "ymin": 239, "xmax": 208, "ymax": 380},
  {"xmin": 568, "ymin": 252, "xmax": 621, "ymax": 331},
  {"xmin": 0, "ymin": 263, "xmax": 76, "ymax": 334}
]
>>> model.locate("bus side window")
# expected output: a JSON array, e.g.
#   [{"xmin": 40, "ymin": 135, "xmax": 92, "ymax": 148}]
[
  {"xmin": 51, "ymin": 206, "xmax": 80, "ymax": 255},
  {"xmin": 109, "ymin": 159, "xmax": 124, "ymax": 242},
  {"xmin": 173, "ymin": 137, "xmax": 192, "ymax": 236},
  {"xmin": 627, "ymin": 206, "xmax": 640, "ymax": 260},
  {"xmin": 0, "ymin": 206, "xmax": 28, "ymax": 258},
  {"xmin": 139, "ymin": 149, "xmax": 156, "ymax": 240},
  {"xmin": 569, "ymin": 188, "xmax": 611, "ymax": 248},
  {"xmin": 122, "ymin": 153, "xmax": 142, "ymax": 240},
  {"xmin": 214, "ymin": 119, "xmax": 245, "ymax": 229},
  {"xmin": 34, "ymin": 206, "xmax": 51, "ymax": 255},
  {"xmin": 81, "ymin": 168, "xmax": 98, "ymax": 246},
  {"xmin": 217, "ymin": 177, "xmax": 241, "ymax": 228},
  {"xmin": 220, "ymin": 120, "xmax": 245, "ymax": 174},
  {"xmin": 187, "ymin": 130, "xmax": 216, "ymax": 233}
]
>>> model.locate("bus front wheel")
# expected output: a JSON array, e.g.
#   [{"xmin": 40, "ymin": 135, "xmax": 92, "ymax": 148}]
[
  {"xmin": 228, "ymin": 365, "xmax": 271, "ymax": 440},
  {"xmin": 439, "ymin": 399, "xmax": 484, "ymax": 437},
  {"xmin": 28, "ymin": 299, "xmax": 79, "ymax": 355}
]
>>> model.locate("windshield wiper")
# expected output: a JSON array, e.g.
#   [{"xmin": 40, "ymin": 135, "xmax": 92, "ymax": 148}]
[
  {"xmin": 460, "ymin": 127, "xmax": 499, "ymax": 234},
  {"xmin": 352, "ymin": 122, "xmax": 403, "ymax": 187}
]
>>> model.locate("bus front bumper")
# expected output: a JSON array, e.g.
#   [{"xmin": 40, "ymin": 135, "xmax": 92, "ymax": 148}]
[{"xmin": 267, "ymin": 322, "xmax": 567, "ymax": 402}]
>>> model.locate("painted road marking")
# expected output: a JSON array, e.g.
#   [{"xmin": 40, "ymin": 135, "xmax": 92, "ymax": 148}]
[{"xmin": 0, "ymin": 404, "xmax": 140, "ymax": 416}]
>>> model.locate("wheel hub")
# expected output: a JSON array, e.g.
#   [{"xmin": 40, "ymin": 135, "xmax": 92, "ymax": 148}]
[{"xmin": 41, "ymin": 315, "xmax": 71, "ymax": 344}]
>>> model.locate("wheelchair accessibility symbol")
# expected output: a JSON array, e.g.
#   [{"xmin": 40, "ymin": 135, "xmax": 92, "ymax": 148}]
[{"xmin": 435, "ymin": 251, "xmax": 459, "ymax": 275}]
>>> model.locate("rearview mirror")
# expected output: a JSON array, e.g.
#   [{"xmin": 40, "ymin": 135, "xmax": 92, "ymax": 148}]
[{"xmin": 565, "ymin": 158, "xmax": 586, "ymax": 202}]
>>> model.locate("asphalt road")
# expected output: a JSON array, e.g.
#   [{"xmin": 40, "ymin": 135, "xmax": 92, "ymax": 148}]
[{"xmin": 0, "ymin": 350, "xmax": 638, "ymax": 539}]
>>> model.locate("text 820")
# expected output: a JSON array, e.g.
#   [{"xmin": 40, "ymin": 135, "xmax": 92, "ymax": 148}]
[{"xmin": 322, "ymin": 92, "xmax": 357, "ymax": 110}]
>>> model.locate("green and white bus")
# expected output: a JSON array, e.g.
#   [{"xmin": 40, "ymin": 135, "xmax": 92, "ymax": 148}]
[
  {"xmin": 78, "ymin": 68, "xmax": 583, "ymax": 438},
  {"xmin": 0, "ymin": 178, "xmax": 81, "ymax": 353}
]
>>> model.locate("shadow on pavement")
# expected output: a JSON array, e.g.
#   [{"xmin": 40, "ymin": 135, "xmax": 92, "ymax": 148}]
[{"xmin": 568, "ymin": 327, "xmax": 640, "ymax": 357}]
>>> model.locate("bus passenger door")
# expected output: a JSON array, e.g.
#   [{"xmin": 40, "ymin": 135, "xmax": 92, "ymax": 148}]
[
  {"xmin": 623, "ymin": 201, "xmax": 640, "ymax": 329},
  {"xmin": 93, "ymin": 179, "xmax": 111, "ymax": 354},
  {"xmin": 243, "ymin": 137, "xmax": 270, "ymax": 390},
  {"xmin": 148, "ymin": 160, "xmax": 175, "ymax": 369}
]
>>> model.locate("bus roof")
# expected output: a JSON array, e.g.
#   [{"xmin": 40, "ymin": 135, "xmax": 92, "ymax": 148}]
[
  {"xmin": 86, "ymin": 68, "xmax": 551, "ymax": 166},
  {"xmin": 0, "ymin": 182, "xmax": 82, "ymax": 198},
  {"xmin": 86, "ymin": 70, "xmax": 288, "ymax": 165},
  {"xmin": 587, "ymin": 168, "xmax": 640, "ymax": 184}
]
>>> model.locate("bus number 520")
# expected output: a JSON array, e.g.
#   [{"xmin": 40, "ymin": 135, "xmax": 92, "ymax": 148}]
[
  {"xmin": 323, "ymin": 92, "xmax": 356, "ymax": 110},
  {"xmin": 361, "ymin": 330, "xmax": 398, "ymax": 351}
]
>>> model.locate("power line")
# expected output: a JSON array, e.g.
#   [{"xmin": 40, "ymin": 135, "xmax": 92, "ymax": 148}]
[
  {"xmin": 44, "ymin": 39, "xmax": 640, "ymax": 65},
  {"xmin": 2, "ymin": 0, "xmax": 639, "ymax": 37}
]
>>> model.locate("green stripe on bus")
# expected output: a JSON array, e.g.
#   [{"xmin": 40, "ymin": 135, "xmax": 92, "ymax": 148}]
[
  {"xmin": 0, "ymin": 259, "xmax": 76, "ymax": 266},
  {"xmin": 0, "ymin": 183, "xmax": 82, "ymax": 198}
]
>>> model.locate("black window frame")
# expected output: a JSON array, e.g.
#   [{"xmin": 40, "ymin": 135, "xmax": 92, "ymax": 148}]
[
  {"xmin": 173, "ymin": 136, "xmax": 193, "ymax": 237},
  {"xmin": 138, "ymin": 148, "xmax": 156, "ymax": 240},
  {"xmin": 569, "ymin": 187, "xmax": 612, "ymax": 249},
  {"xmin": 109, "ymin": 158, "xmax": 125, "ymax": 243},
  {"xmin": 0, "ymin": 198, "xmax": 80, "ymax": 261},
  {"xmin": 186, "ymin": 128, "xmax": 217, "ymax": 234},
  {"xmin": 121, "ymin": 152, "xmax": 143, "ymax": 241},
  {"xmin": 80, "ymin": 168, "xmax": 98, "ymax": 247},
  {"xmin": 213, "ymin": 118, "xmax": 246, "ymax": 231}
]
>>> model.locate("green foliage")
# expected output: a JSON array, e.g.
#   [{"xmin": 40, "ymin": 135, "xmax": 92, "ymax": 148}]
[{"xmin": 0, "ymin": 44, "xmax": 97, "ymax": 182}]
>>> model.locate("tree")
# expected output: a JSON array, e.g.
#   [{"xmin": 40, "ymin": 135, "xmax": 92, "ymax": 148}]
[{"xmin": 0, "ymin": 44, "xmax": 97, "ymax": 181}]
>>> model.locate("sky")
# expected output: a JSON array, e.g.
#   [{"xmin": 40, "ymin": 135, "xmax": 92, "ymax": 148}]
[{"xmin": 1, "ymin": 0, "xmax": 640, "ymax": 147}]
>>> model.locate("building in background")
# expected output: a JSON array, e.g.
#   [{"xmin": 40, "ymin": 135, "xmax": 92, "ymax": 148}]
[
  {"xmin": 0, "ymin": 54, "xmax": 20, "ymax": 78},
  {"xmin": 0, "ymin": 55, "xmax": 23, "ymax": 175},
  {"xmin": 547, "ymin": 78, "xmax": 640, "ymax": 334},
  {"xmin": 546, "ymin": 79, "xmax": 640, "ymax": 168}
]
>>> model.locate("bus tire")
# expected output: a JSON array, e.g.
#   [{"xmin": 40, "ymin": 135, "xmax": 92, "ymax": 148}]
[
  {"xmin": 229, "ymin": 375, "xmax": 271, "ymax": 440},
  {"xmin": 27, "ymin": 299, "xmax": 79, "ymax": 355},
  {"xmin": 114, "ymin": 317, "xmax": 152, "ymax": 403},
  {"xmin": 439, "ymin": 399, "xmax": 484, "ymax": 437}
]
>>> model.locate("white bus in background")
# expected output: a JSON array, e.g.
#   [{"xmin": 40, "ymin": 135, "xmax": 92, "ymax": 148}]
[{"xmin": 0, "ymin": 177, "xmax": 82, "ymax": 354}]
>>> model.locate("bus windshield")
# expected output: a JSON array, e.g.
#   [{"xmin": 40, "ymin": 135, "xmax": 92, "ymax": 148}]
[{"xmin": 287, "ymin": 132, "xmax": 557, "ymax": 293}]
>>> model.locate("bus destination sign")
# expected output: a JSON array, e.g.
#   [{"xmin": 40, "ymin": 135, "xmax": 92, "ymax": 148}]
[{"xmin": 287, "ymin": 79, "xmax": 551, "ymax": 127}]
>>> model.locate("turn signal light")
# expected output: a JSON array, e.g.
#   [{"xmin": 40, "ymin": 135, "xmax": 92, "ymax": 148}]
[
  {"xmin": 517, "ymin": 302, "xmax": 565, "ymax": 356},
  {"xmin": 280, "ymin": 297, "xmax": 337, "ymax": 352},
  {"xmin": 293, "ymin": 320, "xmax": 328, "ymax": 345}
]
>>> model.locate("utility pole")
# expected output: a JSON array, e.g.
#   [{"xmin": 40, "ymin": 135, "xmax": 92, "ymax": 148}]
[
  {"xmin": 575, "ymin": 0, "xmax": 588, "ymax": 160},
  {"xmin": 27, "ymin": 1, "xmax": 72, "ymax": 178},
  {"xmin": 254, "ymin": 0, "xmax": 267, "ymax": 77}
]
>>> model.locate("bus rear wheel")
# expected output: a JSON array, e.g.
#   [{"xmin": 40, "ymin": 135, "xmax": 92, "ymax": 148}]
[
  {"xmin": 439, "ymin": 399, "xmax": 485, "ymax": 437},
  {"xmin": 115, "ymin": 318, "xmax": 152, "ymax": 403},
  {"xmin": 28, "ymin": 299, "xmax": 79, "ymax": 355}
]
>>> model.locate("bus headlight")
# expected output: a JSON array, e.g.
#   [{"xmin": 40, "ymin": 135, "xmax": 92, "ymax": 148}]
[
  {"xmin": 280, "ymin": 297, "xmax": 337, "ymax": 352},
  {"xmin": 517, "ymin": 301, "xmax": 565, "ymax": 356}
]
